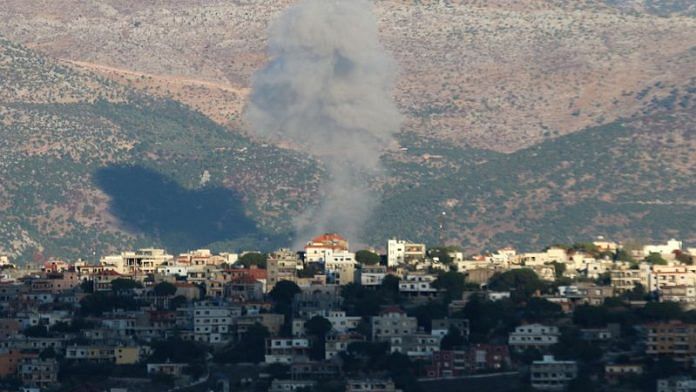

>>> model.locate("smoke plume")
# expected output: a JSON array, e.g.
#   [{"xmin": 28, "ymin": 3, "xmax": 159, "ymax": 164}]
[{"xmin": 245, "ymin": 0, "xmax": 402, "ymax": 245}]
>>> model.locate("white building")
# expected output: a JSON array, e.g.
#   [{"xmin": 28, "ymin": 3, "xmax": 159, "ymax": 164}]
[
  {"xmin": 101, "ymin": 248, "xmax": 173, "ymax": 275},
  {"xmin": 531, "ymin": 355, "xmax": 578, "ymax": 391},
  {"xmin": 644, "ymin": 239, "xmax": 683, "ymax": 257},
  {"xmin": 192, "ymin": 304, "xmax": 239, "ymax": 344},
  {"xmin": 508, "ymin": 324, "xmax": 560, "ymax": 350},
  {"xmin": 265, "ymin": 338, "xmax": 310, "ymax": 364},
  {"xmin": 387, "ymin": 239, "xmax": 426, "ymax": 267},
  {"xmin": 398, "ymin": 274, "xmax": 438, "ymax": 298}
]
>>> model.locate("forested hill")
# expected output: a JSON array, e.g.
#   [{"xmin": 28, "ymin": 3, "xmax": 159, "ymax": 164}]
[
  {"xmin": 369, "ymin": 83, "xmax": 696, "ymax": 251},
  {"xmin": 0, "ymin": 37, "xmax": 320, "ymax": 261}
]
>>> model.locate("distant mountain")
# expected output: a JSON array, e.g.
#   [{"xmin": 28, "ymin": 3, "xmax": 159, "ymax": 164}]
[
  {"xmin": 0, "ymin": 37, "xmax": 319, "ymax": 261},
  {"xmin": 1, "ymin": 0, "xmax": 694, "ymax": 152},
  {"xmin": 370, "ymin": 83, "xmax": 696, "ymax": 250}
]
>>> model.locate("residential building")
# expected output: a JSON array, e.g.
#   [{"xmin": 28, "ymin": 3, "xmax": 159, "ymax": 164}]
[
  {"xmin": 358, "ymin": 265, "xmax": 388, "ymax": 287},
  {"xmin": 611, "ymin": 266, "xmax": 650, "ymax": 294},
  {"xmin": 304, "ymin": 233, "xmax": 349, "ymax": 263},
  {"xmin": 605, "ymin": 364, "xmax": 643, "ymax": 383},
  {"xmin": 508, "ymin": 324, "xmax": 560, "ymax": 351},
  {"xmin": 431, "ymin": 318, "xmax": 469, "ymax": 339},
  {"xmin": 399, "ymin": 273, "xmax": 439, "ymax": 299},
  {"xmin": 387, "ymin": 239, "xmax": 426, "ymax": 266},
  {"xmin": 658, "ymin": 377, "xmax": 696, "ymax": 392},
  {"xmin": 644, "ymin": 239, "xmax": 683, "ymax": 257},
  {"xmin": 267, "ymin": 249, "xmax": 300, "ymax": 291},
  {"xmin": 371, "ymin": 307, "xmax": 417, "ymax": 342},
  {"xmin": 101, "ymin": 248, "xmax": 173, "ymax": 275},
  {"xmin": 20, "ymin": 359, "xmax": 59, "ymax": 388},
  {"xmin": 530, "ymin": 355, "xmax": 578, "ymax": 391},
  {"xmin": 346, "ymin": 379, "xmax": 397, "ymax": 392},
  {"xmin": 265, "ymin": 338, "xmax": 311, "ymax": 364},
  {"xmin": 269, "ymin": 379, "xmax": 317, "ymax": 392},
  {"xmin": 390, "ymin": 334, "xmax": 440, "ymax": 359},
  {"xmin": 645, "ymin": 322, "xmax": 696, "ymax": 364}
]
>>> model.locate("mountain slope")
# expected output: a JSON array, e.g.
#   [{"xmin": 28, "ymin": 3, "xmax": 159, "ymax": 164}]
[
  {"xmin": 370, "ymin": 83, "xmax": 696, "ymax": 250},
  {"xmin": 0, "ymin": 0, "xmax": 694, "ymax": 152},
  {"xmin": 0, "ymin": 37, "xmax": 319, "ymax": 261}
]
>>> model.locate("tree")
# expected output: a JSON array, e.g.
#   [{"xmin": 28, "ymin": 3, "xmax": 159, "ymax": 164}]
[
  {"xmin": 24, "ymin": 325, "xmax": 49, "ymax": 338},
  {"xmin": 427, "ymin": 247, "xmax": 453, "ymax": 264},
  {"xmin": 573, "ymin": 304, "xmax": 610, "ymax": 328},
  {"xmin": 433, "ymin": 271, "xmax": 466, "ymax": 303},
  {"xmin": 213, "ymin": 323, "xmax": 269, "ymax": 364},
  {"xmin": 380, "ymin": 275, "xmax": 401, "ymax": 303},
  {"xmin": 522, "ymin": 298, "xmax": 563, "ymax": 323},
  {"xmin": 356, "ymin": 250, "xmax": 381, "ymax": 265},
  {"xmin": 622, "ymin": 283, "xmax": 648, "ymax": 301},
  {"xmin": 153, "ymin": 281, "xmax": 177, "ymax": 297},
  {"xmin": 674, "ymin": 251, "xmax": 693, "ymax": 265},
  {"xmin": 551, "ymin": 262, "xmax": 566, "ymax": 279},
  {"xmin": 111, "ymin": 278, "xmax": 142, "ymax": 293},
  {"xmin": 640, "ymin": 302, "xmax": 683, "ymax": 322},
  {"xmin": 615, "ymin": 248, "xmax": 634, "ymax": 262},
  {"xmin": 305, "ymin": 316, "xmax": 333, "ymax": 360},
  {"xmin": 488, "ymin": 269, "xmax": 545, "ymax": 301},
  {"xmin": 150, "ymin": 338, "xmax": 207, "ymax": 363},
  {"xmin": 269, "ymin": 280, "xmax": 301, "ymax": 304},
  {"xmin": 341, "ymin": 283, "xmax": 384, "ymax": 317},
  {"xmin": 645, "ymin": 253, "xmax": 667, "ymax": 265},
  {"xmin": 237, "ymin": 252, "xmax": 267, "ymax": 268},
  {"xmin": 305, "ymin": 316, "xmax": 333, "ymax": 337},
  {"xmin": 440, "ymin": 326, "xmax": 465, "ymax": 350},
  {"xmin": 80, "ymin": 279, "xmax": 94, "ymax": 294}
]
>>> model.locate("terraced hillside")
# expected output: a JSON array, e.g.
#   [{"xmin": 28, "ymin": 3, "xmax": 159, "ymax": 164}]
[
  {"xmin": 0, "ymin": 37, "xmax": 320, "ymax": 261},
  {"xmin": 1, "ymin": 1, "xmax": 694, "ymax": 152}
]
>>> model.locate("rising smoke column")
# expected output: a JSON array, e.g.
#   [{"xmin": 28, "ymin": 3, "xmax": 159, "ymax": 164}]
[{"xmin": 244, "ymin": 0, "xmax": 402, "ymax": 244}]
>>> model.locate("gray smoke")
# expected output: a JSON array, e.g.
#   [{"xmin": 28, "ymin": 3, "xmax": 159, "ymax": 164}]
[{"xmin": 245, "ymin": 0, "xmax": 402, "ymax": 245}]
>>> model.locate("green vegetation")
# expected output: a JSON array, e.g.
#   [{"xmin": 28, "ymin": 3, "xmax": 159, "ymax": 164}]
[{"xmin": 355, "ymin": 250, "xmax": 381, "ymax": 265}]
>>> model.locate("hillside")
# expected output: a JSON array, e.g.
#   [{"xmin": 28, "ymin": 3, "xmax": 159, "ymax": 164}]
[
  {"xmin": 0, "ymin": 1, "xmax": 694, "ymax": 151},
  {"xmin": 0, "ymin": 37, "xmax": 319, "ymax": 261},
  {"xmin": 370, "ymin": 81, "xmax": 696, "ymax": 251}
]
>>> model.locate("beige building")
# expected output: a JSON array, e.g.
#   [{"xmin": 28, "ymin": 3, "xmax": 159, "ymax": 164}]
[
  {"xmin": 101, "ymin": 248, "xmax": 173, "ymax": 275},
  {"xmin": 267, "ymin": 249, "xmax": 300, "ymax": 291},
  {"xmin": 645, "ymin": 322, "xmax": 696, "ymax": 364}
]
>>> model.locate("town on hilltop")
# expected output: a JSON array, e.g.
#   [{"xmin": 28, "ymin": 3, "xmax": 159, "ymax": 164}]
[{"xmin": 1, "ymin": 234, "xmax": 696, "ymax": 392}]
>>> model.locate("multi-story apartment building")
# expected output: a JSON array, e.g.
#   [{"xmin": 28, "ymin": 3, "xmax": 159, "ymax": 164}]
[
  {"xmin": 358, "ymin": 265, "xmax": 388, "ymax": 287},
  {"xmin": 20, "ymin": 359, "xmax": 58, "ymax": 388},
  {"xmin": 304, "ymin": 233, "xmax": 349, "ymax": 263},
  {"xmin": 267, "ymin": 249, "xmax": 301, "ymax": 291},
  {"xmin": 660, "ymin": 285, "xmax": 696, "ymax": 309},
  {"xmin": 193, "ymin": 304, "xmax": 239, "ymax": 344},
  {"xmin": 611, "ymin": 266, "xmax": 651, "ymax": 294},
  {"xmin": 657, "ymin": 377, "xmax": 696, "ymax": 392},
  {"xmin": 390, "ymin": 334, "xmax": 440, "ymax": 359},
  {"xmin": 371, "ymin": 307, "xmax": 418, "ymax": 342},
  {"xmin": 101, "ymin": 248, "xmax": 173, "ymax": 276},
  {"xmin": 530, "ymin": 355, "xmax": 578, "ymax": 391},
  {"xmin": 265, "ymin": 338, "xmax": 311, "ymax": 364},
  {"xmin": 325, "ymin": 332, "xmax": 364, "ymax": 360},
  {"xmin": 346, "ymin": 379, "xmax": 397, "ymax": 392},
  {"xmin": 508, "ymin": 324, "xmax": 560, "ymax": 351},
  {"xmin": 399, "ymin": 274, "xmax": 439, "ymax": 299},
  {"xmin": 645, "ymin": 322, "xmax": 696, "ymax": 364},
  {"xmin": 387, "ymin": 239, "xmax": 426, "ymax": 267}
]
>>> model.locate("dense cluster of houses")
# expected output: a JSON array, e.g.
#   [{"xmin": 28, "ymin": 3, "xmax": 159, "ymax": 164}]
[{"xmin": 0, "ymin": 235, "xmax": 695, "ymax": 392}]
